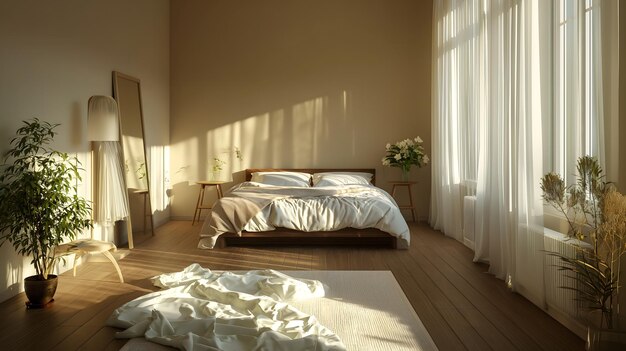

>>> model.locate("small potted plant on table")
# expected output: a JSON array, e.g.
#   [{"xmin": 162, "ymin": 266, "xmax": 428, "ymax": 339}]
[{"xmin": 0, "ymin": 119, "xmax": 91, "ymax": 308}]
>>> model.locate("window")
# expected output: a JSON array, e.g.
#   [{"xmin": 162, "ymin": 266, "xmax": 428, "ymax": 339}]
[
  {"xmin": 552, "ymin": 0, "xmax": 602, "ymax": 185},
  {"xmin": 436, "ymin": 0, "xmax": 483, "ymax": 190}
]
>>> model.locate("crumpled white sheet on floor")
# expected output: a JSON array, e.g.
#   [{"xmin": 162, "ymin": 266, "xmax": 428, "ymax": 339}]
[{"xmin": 107, "ymin": 264, "xmax": 346, "ymax": 350}]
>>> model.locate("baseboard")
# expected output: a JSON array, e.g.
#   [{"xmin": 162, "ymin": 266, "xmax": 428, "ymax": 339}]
[
  {"xmin": 463, "ymin": 238, "xmax": 475, "ymax": 250},
  {"xmin": 170, "ymin": 216, "xmax": 194, "ymax": 221},
  {"xmin": 153, "ymin": 216, "xmax": 170, "ymax": 228},
  {"xmin": 546, "ymin": 303, "xmax": 587, "ymax": 340}
]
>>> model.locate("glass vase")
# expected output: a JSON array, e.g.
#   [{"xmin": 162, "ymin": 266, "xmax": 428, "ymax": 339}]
[
  {"xmin": 587, "ymin": 311, "xmax": 626, "ymax": 351},
  {"xmin": 209, "ymin": 171, "xmax": 221, "ymax": 181},
  {"xmin": 401, "ymin": 168, "xmax": 410, "ymax": 182}
]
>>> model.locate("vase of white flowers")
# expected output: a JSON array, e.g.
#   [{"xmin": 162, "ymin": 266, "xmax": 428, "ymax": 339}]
[{"xmin": 382, "ymin": 136, "xmax": 429, "ymax": 180}]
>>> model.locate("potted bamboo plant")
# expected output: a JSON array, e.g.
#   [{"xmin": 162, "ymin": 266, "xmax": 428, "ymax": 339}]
[
  {"xmin": 541, "ymin": 156, "xmax": 626, "ymax": 350},
  {"xmin": 0, "ymin": 119, "xmax": 91, "ymax": 308}
]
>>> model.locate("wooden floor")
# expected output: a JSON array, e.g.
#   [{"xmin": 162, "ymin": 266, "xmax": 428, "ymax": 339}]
[{"xmin": 0, "ymin": 221, "xmax": 583, "ymax": 351}]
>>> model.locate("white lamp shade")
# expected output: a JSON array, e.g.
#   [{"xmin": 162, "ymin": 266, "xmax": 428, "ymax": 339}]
[{"xmin": 88, "ymin": 95, "xmax": 120, "ymax": 141}]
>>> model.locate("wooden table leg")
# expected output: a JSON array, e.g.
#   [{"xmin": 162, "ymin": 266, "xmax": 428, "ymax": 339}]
[
  {"xmin": 102, "ymin": 250, "xmax": 124, "ymax": 283},
  {"xmin": 390, "ymin": 183, "xmax": 417, "ymax": 223},
  {"xmin": 407, "ymin": 184, "xmax": 416, "ymax": 222},
  {"xmin": 193, "ymin": 185, "xmax": 205, "ymax": 225},
  {"xmin": 143, "ymin": 192, "xmax": 148, "ymax": 234},
  {"xmin": 149, "ymin": 202, "xmax": 155, "ymax": 236},
  {"xmin": 126, "ymin": 218, "xmax": 134, "ymax": 249}
]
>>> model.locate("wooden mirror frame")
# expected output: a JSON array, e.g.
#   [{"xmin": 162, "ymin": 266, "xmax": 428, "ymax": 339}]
[{"xmin": 112, "ymin": 71, "xmax": 154, "ymax": 248}]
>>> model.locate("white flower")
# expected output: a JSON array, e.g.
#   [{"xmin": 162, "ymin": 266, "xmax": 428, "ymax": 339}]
[
  {"xmin": 423, "ymin": 155, "xmax": 429, "ymax": 164},
  {"xmin": 385, "ymin": 143, "xmax": 391, "ymax": 150},
  {"xmin": 382, "ymin": 157, "xmax": 391, "ymax": 166},
  {"xmin": 394, "ymin": 153, "xmax": 402, "ymax": 161},
  {"xmin": 415, "ymin": 136, "xmax": 423, "ymax": 143}
]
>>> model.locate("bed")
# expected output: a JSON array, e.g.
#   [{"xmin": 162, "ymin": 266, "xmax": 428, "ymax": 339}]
[{"xmin": 198, "ymin": 168, "xmax": 410, "ymax": 249}]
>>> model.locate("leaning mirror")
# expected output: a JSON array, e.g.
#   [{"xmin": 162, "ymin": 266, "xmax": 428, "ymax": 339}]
[{"xmin": 113, "ymin": 71, "xmax": 154, "ymax": 244}]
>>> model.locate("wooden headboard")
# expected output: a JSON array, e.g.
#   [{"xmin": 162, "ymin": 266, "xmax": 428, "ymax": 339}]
[{"xmin": 245, "ymin": 168, "xmax": 376, "ymax": 185}]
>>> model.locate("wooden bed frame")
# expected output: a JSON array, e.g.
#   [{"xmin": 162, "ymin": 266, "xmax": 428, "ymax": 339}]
[{"xmin": 218, "ymin": 168, "xmax": 398, "ymax": 248}]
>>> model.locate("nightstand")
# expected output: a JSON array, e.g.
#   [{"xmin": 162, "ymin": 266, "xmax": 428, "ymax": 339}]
[
  {"xmin": 192, "ymin": 181, "xmax": 228, "ymax": 225},
  {"xmin": 389, "ymin": 181, "xmax": 417, "ymax": 222}
]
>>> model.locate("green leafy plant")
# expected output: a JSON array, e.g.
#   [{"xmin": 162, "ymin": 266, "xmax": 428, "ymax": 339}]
[
  {"xmin": 541, "ymin": 156, "xmax": 626, "ymax": 329},
  {"xmin": 0, "ymin": 119, "xmax": 92, "ymax": 280}
]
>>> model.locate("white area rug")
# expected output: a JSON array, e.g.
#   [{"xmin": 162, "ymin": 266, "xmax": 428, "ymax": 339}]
[{"xmin": 120, "ymin": 270, "xmax": 437, "ymax": 351}]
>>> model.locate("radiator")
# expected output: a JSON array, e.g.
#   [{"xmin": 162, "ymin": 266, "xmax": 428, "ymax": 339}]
[
  {"xmin": 543, "ymin": 228, "xmax": 587, "ymax": 321},
  {"xmin": 463, "ymin": 196, "xmax": 476, "ymax": 250}
]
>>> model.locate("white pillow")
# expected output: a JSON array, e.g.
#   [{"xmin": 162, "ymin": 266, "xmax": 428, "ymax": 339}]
[
  {"xmin": 312, "ymin": 172, "xmax": 373, "ymax": 187},
  {"xmin": 251, "ymin": 171, "xmax": 311, "ymax": 187}
]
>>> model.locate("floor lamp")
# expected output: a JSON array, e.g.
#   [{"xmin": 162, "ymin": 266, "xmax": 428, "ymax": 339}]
[
  {"xmin": 88, "ymin": 95, "xmax": 133, "ymax": 247},
  {"xmin": 53, "ymin": 96, "xmax": 128, "ymax": 283}
]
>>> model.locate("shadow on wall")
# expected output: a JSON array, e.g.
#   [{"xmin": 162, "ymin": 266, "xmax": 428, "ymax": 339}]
[
  {"xmin": 171, "ymin": 91, "xmax": 362, "ymax": 218},
  {"xmin": 168, "ymin": 0, "xmax": 432, "ymax": 219},
  {"xmin": 0, "ymin": 245, "xmax": 25, "ymax": 302}
]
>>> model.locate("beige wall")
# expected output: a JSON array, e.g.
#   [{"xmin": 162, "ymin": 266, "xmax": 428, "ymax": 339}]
[
  {"xmin": 0, "ymin": 0, "xmax": 169, "ymax": 302},
  {"xmin": 170, "ymin": 0, "xmax": 433, "ymax": 220},
  {"xmin": 618, "ymin": 2, "xmax": 626, "ymax": 192},
  {"xmin": 618, "ymin": 0, "xmax": 626, "ymax": 323}
]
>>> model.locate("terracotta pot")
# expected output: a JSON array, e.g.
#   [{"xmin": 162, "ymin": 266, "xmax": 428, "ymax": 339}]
[{"xmin": 24, "ymin": 275, "xmax": 58, "ymax": 307}]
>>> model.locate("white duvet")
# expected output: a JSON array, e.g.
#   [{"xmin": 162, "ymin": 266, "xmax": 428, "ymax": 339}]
[
  {"xmin": 107, "ymin": 264, "xmax": 346, "ymax": 350},
  {"xmin": 200, "ymin": 182, "xmax": 410, "ymax": 249}
]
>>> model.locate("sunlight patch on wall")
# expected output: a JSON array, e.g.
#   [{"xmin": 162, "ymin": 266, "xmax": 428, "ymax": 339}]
[
  {"xmin": 172, "ymin": 135, "xmax": 198, "ymax": 180},
  {"xmin": 168, "ymin": 94, "xmax": 368, "ymax": 217},
  {"xmin": 122, "ymin": 135, "xmax": 147, "ymax": 190},
  {"xmin": 149, "ymin": 144, "xmax": 170, "ymax": 213},
  {"xmin": 73, "ymin": 151, "xmax": 94, "ymax": 240},
  {"xmin": 292, "ymin": 97, "xmax": 327, "ymax": 167},
  {"xmin": 170, "ymin": 94, "xmax": 348, "ymax": 187}
]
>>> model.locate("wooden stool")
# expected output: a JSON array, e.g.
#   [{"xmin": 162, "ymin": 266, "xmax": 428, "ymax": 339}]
[
  {"xmin": 193, "ymin": 181, "xmax": 227, "ymax": 225},
  {"xmin": 55, "ymin": 240, "xmax": 124, "ymax": 283},
  {"xmin": 133, "ymin": 189, "xmax": 154, "ymax": 236},
  {"xmin": 389, "ymin": 181, "xmax": 417, "ymax": 222}
]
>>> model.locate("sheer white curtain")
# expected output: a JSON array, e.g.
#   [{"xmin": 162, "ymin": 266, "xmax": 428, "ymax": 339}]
[
  {"xmin": 430, "ymin": 0, "xmax": 483, "ymax": 243},
  {"xmin": 472, "ymin": 0, "xmax": 550, "ymax": 307},
  {"xmin": 431, "ymin": 0, "xmax": 617, "ymax": 310},
  {"xmin": 95, "ymin": 141, "xmax": 129, "ymax": 224},
  {"xmin": 431, "ymin": 0, "xmax": 548, "ymax": 307},
  {"xmin": 88, "ymin": 96, "xmax": 130, "ymax": 229}
]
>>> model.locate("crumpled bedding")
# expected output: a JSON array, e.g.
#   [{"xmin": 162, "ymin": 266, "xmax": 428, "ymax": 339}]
[
  {"xmin": 199, "ymin": 182, "xmax": 410, "ymax": 249},
  {"xmin": 107, "ymin": 264, "xmax": 346, "ymax": 351}
]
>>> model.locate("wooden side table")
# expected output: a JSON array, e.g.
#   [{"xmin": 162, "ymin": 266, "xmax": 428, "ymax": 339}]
[
  {"xmin": 193, "ymin": 181, "xmax": 227, "ymax": 225},
  {"xmin": 389, "ymin": 181, "xmax": 417, "ymax": 222}
]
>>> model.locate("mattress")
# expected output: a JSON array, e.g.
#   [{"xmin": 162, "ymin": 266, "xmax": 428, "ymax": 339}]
[{"xmin": 199, "ymin": 183, "xmax": 410, "ymax": 249}]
